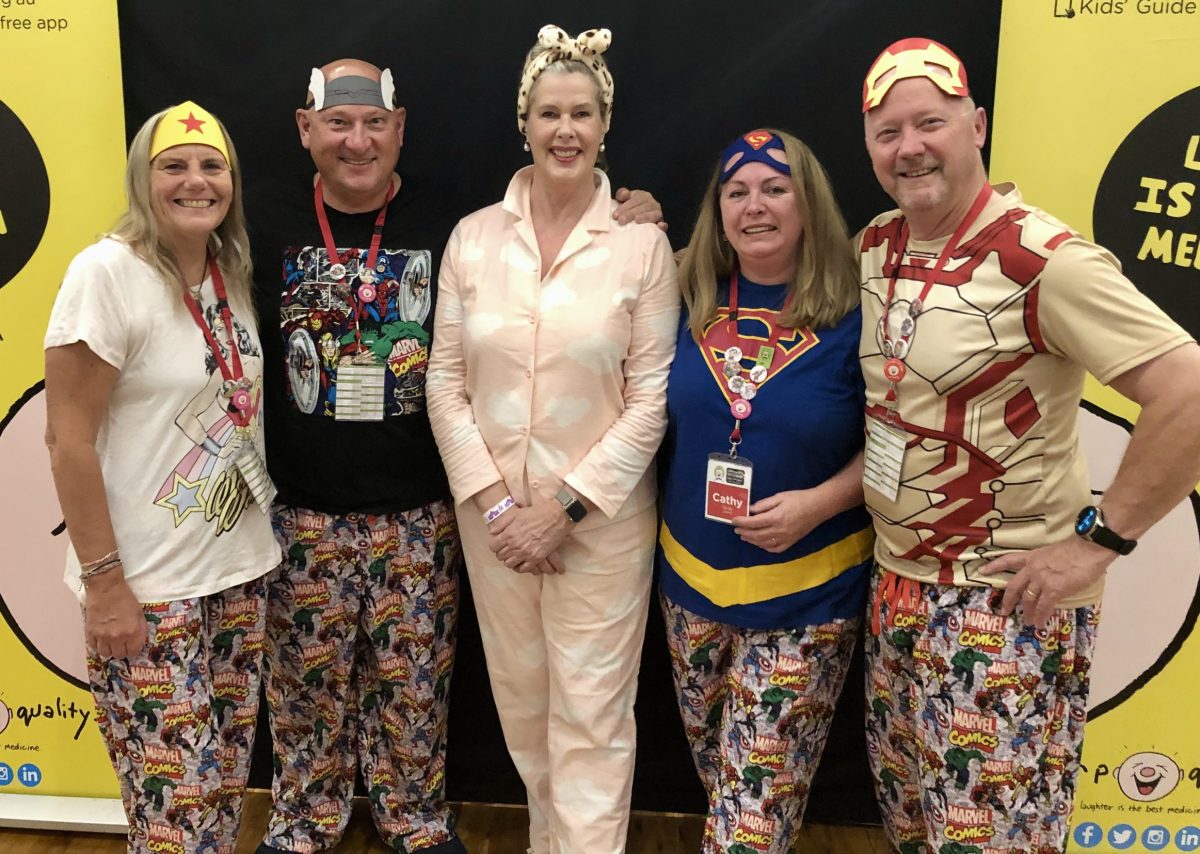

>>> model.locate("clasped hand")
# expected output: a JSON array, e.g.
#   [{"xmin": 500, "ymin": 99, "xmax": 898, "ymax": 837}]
[{"xmin": 488, "ymin": 500, "xmax": 571, "ymax": 575}]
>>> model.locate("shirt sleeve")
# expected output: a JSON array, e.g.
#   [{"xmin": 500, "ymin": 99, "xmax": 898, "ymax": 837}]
[
  {"xmin": 1035, "ymin": 237, "xmax": 1193, "ymax": 385},
  {"xmin": 425, "ymin": 224, "xmax": 507, "ymax": 506},
  {"xmin": 44, "ymin": 243, "xmax": 133, "ymax": 370},
  {"xmin": 564, "ymin": 229, "xmax": 681, "ymax": 517}
]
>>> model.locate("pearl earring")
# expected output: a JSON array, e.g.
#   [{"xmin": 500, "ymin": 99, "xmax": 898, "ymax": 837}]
[
  {"xmin": 523, "ymin": 140, "xmax": 530, "ymax": 152},
  {"xmin": 600, "ymin": 141, "xmax": 606, "ymax": 153}
]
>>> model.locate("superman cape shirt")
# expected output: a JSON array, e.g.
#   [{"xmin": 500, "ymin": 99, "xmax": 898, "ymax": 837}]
[{"xmin": 657, "ymin": 274, "xmax": 873, "ymax": 630}]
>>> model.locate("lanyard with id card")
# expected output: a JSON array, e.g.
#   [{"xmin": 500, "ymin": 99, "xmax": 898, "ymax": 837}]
[
  {"xmin": 313, "ymin": 178, "xmax": 395, "ymax": 423},
  {"xmin": 706, "ymin": 453, "xmax": 753, "ymax": 522},
  {"xmin": 865, "ymin": 183, "xmax": 994, "ymax": 502},
  {"xmin": 701, "ymin": 268, "xmax": 790, "ymax": 524},
  {"xmin": 183, "ymin": 257, "xmax": 276, "ymax": 513}
]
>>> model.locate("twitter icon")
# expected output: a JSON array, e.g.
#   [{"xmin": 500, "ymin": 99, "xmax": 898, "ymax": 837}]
[{"xmin": 1108, "ymin": 823, "xmax": 1136, "ymax": 849}]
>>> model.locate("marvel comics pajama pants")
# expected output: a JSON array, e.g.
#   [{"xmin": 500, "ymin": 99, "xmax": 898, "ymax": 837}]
[
  {"xmin": 87, "ymin": 576, "xmax": 268, "ymax": 854},
  {"xmin": 661, "ymin": 593, "xmax": 860, "ymax": 854},
  {"xmin": 262, "ymin": 501, "xmax": 459, "ymax": 854},
  {"xmin": 865, "ymin": 566, "xmax": 1099, "ymax": 854}
]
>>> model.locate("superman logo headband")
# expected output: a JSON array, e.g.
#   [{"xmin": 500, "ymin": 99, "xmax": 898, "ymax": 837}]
[
  {"xmin": 718, "ymin": 130, "xmax": 791, "ymax": 184},
  {"xmin": 862, "ymin": 37, "xmax": 970, "ymax": 112}
]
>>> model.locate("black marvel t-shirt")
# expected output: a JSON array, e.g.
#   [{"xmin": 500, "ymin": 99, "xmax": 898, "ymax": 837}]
[{"xmin": 250, "ymin": 173, "xmax": 453, "ymax": 514}]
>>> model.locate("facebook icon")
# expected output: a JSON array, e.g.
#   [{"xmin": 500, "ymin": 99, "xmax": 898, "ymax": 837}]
[
  {"xmin": 1073, "ymin": 822, "xmax": 1103, "ymax": 848},
  {"xmin": 1177, "ymin": 826, "xmax": 1200, "ymax": 852}
]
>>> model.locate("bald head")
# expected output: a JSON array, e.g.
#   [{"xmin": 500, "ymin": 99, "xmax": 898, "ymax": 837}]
[
  {"xmin": 307, "ymin": 59, "xmax": 381, "ymax": 103},
  {"xmin": 305, "ymin": 59, "xmax": 396, "ymax": 111}
]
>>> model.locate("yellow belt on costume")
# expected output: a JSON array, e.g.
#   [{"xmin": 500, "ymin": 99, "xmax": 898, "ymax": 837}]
[{"xmin": 659, "ymin": 522, "xmax": 875, "ymax": 608}]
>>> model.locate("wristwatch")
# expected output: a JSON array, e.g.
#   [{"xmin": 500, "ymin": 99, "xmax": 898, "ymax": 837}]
[
  {"xmin": 556, "ymin": 488, "xmax": 588, "ymax": 523},
  {"xmin": 1074, "ymin": 505, "xmax": 1136, "ymax": 555}
]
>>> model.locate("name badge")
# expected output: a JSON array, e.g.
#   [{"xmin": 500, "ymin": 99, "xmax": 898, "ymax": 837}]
[
  {"xmin": 864, "ymin": 416, "xmax": 906, "ymax": 502},
  {"xmin": 334, "ymin": 363, "xmax": 386, "ymax": 421},
  {"xmin": 235, "ymin": 440, "xmax": 278, "ymax": 513},
  {"xmin": 705, "ymin": 453, "xmax": 753, "ymax": 524}
]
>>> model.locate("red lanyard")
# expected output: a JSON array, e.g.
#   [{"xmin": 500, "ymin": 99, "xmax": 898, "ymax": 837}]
[
  {"xmin": 726, "ymin": 268, "xmax": 791, "ymax": 351},
  {"xmin": 313, "ymin": 177, "xmax": 393, "ymax": 280},
  {"xmin": 719, "ymin": 266, "xmax": 792, "ymax": 449},
  {"xmin": 313, "ymin": 178, "xmax": 395, "ymax": 351},
  {"xmin": 879, "ymin": 182, "xmax": 993, "ymax": 412},
  {"xmin": 182, "ymin": 256, "xmax": 250, "ymax": 427}
]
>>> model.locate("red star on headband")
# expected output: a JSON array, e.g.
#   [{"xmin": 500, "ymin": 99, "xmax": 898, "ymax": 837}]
[{"xmin": 178, "ymin": 112, "xmax": 206, "ymax": 134}]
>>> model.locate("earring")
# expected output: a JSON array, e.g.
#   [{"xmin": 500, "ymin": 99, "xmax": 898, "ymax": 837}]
[
  {"xmin": 523, "ymin": 140, "xmax": 530, "ymax": 152},
  {"xmin": 599, "ymin": 141, "xmax": 606, "ymax": 153}
]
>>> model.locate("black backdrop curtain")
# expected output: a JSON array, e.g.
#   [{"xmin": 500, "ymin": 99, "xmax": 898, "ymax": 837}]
[{"xmin": 116, "ymin": 0, "xmax": 1001, "ymax": 821}]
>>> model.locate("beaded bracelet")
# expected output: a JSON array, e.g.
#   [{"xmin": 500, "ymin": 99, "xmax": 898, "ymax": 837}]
[{"xmin": 483, "ymin": 495, "xmax": 516, "ymax": 525}]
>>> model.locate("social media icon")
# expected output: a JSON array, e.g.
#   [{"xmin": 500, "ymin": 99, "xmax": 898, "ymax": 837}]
[
  {"xmin": 1142, "ymin": 825, "xmax": 1169, "ymax": 851},
  {"xmin": 1073, "ymin": 822, "xmax": 1103, "ymax": 848},
  {"xmin": 16, "ymin": 763, "xmax": 41, "ymax": 788},
  {"xmin": 1177, "ymin": 825, "xmax": 1200, "ymax": 852},
  {"xmin": 0, "ymin": 763, "xmax": 12, "ymax": 786},
  {"xmin": 1109, "ymin": 823, "xmax": 1136, "ymax": 849}
]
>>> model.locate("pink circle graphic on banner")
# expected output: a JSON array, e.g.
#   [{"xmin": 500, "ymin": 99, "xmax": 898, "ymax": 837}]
[
  {"xmin": 0, "ymin": 386, "xmax": 87, "ymax": 688},
  {"xmin": 1078, "ymin": 407, "xmax": 1200, "ymax": 716}
]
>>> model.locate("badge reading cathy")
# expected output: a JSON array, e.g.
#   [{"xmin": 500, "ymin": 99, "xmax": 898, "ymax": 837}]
[{"xmin": 705, "ymin": 453, "xmax": 753, "ymax": 524}]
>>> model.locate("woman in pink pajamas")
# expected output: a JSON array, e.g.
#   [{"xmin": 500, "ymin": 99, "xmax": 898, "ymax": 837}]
[{"xmin": 426, "ymin": 24, "xmax": 678, "ymax": 854}]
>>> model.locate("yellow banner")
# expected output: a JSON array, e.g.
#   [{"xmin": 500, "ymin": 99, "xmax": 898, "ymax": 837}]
[
  {"xmin": 994, "ymin": 3, "xmax": 1200, "ymax": 852},
  {"xmin": 0, "ymin": 0, "xmax": 125, "ymax": 801}
]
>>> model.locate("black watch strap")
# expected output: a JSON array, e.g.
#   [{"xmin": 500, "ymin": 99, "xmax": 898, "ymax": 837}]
[{"xmin": 1075, "ymin": 505, "xmax": 1136, "ymax": 555}]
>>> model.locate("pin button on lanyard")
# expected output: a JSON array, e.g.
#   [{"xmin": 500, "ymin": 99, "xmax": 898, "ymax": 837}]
[
  {"xmin": 720, "ymin": 267, "xmax": 791, "ymax": 455},
  {"xmin": 182, "ymin": 256, "xmax": 250, "ymax": 428},
  {"xmin": 879, "ymin": 183, "xmax": 993, "ymax": 423},
  {"xmin": 314, "ymin": 178, "xmax": 395, "ymax": 350}
]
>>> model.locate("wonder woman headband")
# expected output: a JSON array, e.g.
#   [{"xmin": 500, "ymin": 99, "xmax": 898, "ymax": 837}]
[
  {"xmin": 718, "ymin": 130, "xmax": 791, "ymax": 184},
  {"xmin": 149, "ymin": 101, "xmax": 229, "ymax": 162},
  {"xmin": 517, "ymin": 25, "xmax": 614, "ymax": 134},
  {"xmin": 862, "ymin": 37, "xmax": 970, "ymax": 112},
  {"xmin": 306, "ymin": 68, "xmax": 397, "ymax": 111}
]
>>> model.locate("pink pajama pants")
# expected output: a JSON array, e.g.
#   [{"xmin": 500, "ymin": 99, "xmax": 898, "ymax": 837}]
[{"xmin": 459, "ymin": 504, "xmax": 656, "ymax": 854}]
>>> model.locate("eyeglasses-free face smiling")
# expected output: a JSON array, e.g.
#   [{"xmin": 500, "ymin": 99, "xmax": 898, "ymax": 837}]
[
  {"xmin": 525, "ymin": 71, "xmax": 604, "ymax": 185},
  {"xmin": 298, "ymin": 104, "xmax": 405, "ymax": 211},
  {"xmin": 864, "ymin": 76, "xmax": 987, "ymax": 238},
  {"xmin": 149, "ymin": 144, "xmax": 232, "ymax": 245},
  {"xmin": 719, "ymin": 160, "xmax": 803, "ymax": 283}
]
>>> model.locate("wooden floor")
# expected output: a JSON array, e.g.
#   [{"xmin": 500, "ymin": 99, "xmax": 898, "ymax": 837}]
[{"xmin": 0, "ymin": 789, "xmax": 889, "ymax": 853}]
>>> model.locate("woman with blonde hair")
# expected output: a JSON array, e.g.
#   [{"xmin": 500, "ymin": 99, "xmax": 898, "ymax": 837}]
[
  {"xmin": 427, "ymin": 24, "xmax": 678, "ymax": 854},
  {"xmin": 657, "ymin": 129, "xmax": 873, "ymax": 852},
  {"xmin": 45, "ymin": 102, "xmax": 279, "ymax": 852}
]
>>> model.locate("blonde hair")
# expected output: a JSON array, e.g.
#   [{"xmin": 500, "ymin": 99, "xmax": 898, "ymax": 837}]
[
  {"xmin": 679, "ymin": 129, "xmax": 859, "ymax": 342},
  {"xmin": 109, "ymin": 105, "xmax": 254, "ymax": 317}
]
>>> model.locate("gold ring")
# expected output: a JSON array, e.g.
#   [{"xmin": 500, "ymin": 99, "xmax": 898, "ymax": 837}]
[{"xmin": 1023, "ymin": 589, "xmax": 1039, "ymax": 599}]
